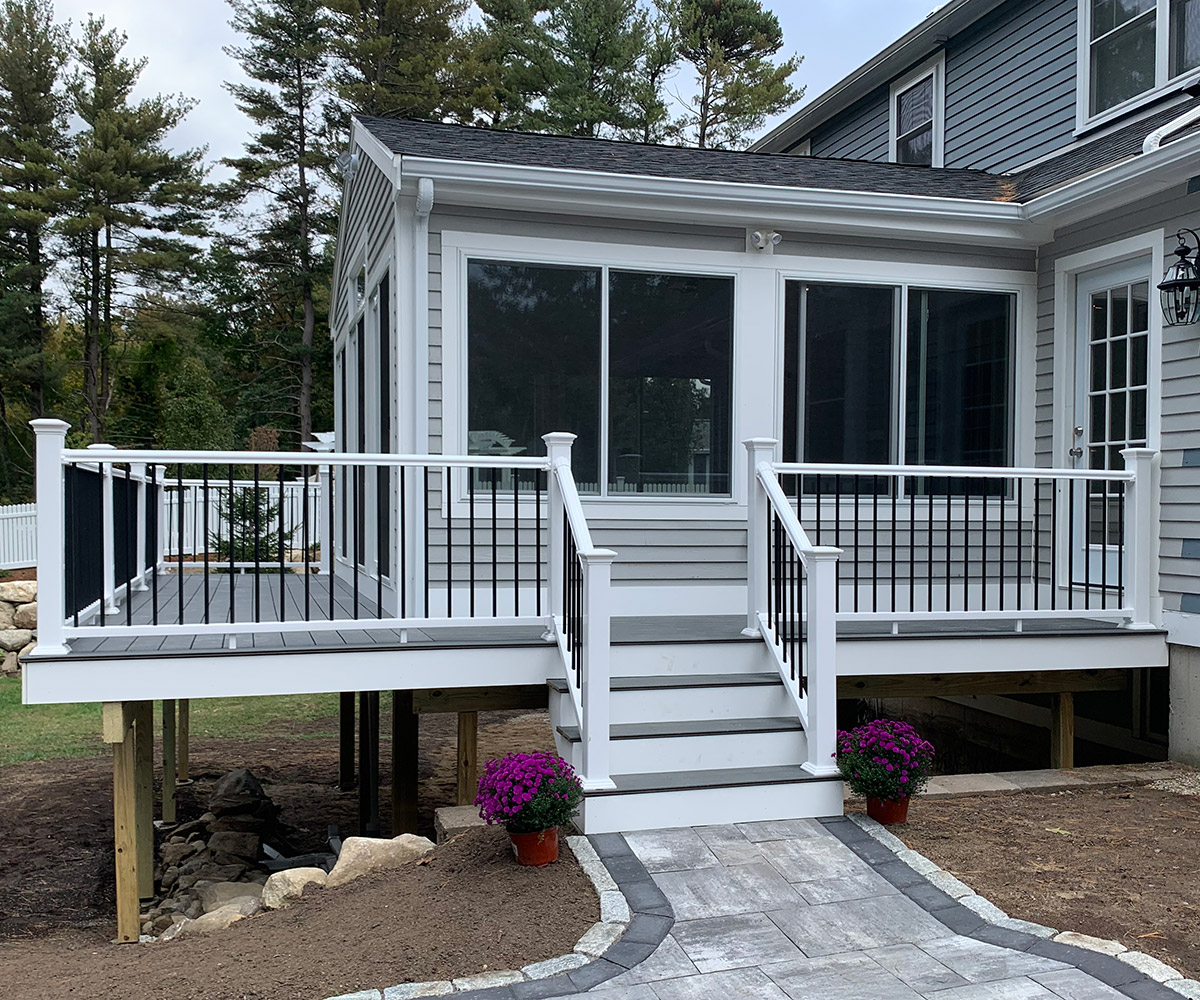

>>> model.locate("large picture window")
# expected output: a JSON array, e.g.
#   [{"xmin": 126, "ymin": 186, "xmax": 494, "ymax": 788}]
[
  {"xmin": 784, "ymin": 281, "xmax": 1013, "ymax": 470},
  {"xmin": 467, "ymin": 260, "xmax": 734, "ymax": 496},
  {"xmin": 1085, "ymin": 0, "xmax": 1200, "ymax": 118}
]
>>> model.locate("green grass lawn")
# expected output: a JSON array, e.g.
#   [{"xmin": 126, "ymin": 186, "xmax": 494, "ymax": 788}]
[{"xmin": 0, "ymin": 678, "xmax": 342, "ymax": 767}]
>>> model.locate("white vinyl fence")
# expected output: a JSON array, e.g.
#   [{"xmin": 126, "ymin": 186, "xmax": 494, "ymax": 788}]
[{"xmin": 0, "ymin": 502, "xmax": 37, "ymax": 570}]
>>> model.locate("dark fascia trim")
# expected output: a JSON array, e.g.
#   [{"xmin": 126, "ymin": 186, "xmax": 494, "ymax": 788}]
[{"xmin": 751, "ymin": 0, "xmax": 1006, "ymax": 154}]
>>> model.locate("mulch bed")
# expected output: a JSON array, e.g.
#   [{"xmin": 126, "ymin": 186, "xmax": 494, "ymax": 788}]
[
  {"xmin": 0, "ymin": 709, "xmax": 578, "ymax": 999},
  {"xmin": 897, "ymin": 784, "xmax": 1200, "ymax": 979},
  {"xmin": 0, "ymin": 826, "xmax": 597, "ymax": 1000}
]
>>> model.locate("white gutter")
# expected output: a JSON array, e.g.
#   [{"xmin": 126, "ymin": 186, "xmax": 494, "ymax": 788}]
[{"xmin": 397, "ymin": 154, "xmax": 1037, "ymax": 248}]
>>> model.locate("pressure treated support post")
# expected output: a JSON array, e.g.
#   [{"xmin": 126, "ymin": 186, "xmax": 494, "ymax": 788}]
[
  {"xmin": 132, "ymin": 701, "xmax": 155, "ymax": 900},
  {"xmin": 358, "ymin": 692, "xmax": 381, "ymax": 835},
  {"xmin": 456, "ymin": 711, "xmax": 478, "ymax": 805},
  {"xmin": 1051, "ymin": 692, "xmax": 1075, "ymax": 769},
  {"xmin": 1121, "ymin": 448, "xmax": 1158, "ymax": 629},
  {"xmin": 391, "ymin": 690, "xmax": 419, "ymax": 834},
  {"xmin": 743, "ymin": 438, "xmax": 778, "ymax": 637},
  {"xmin": 30, "ymin": 420, "xmax": 70, "ymax": 655},
  {"xmin": 177, "ymin": 699, "xmax": 190, "ymax": 782},
  {"xmin": 103, "ymin": 702, "xmax": 139, "ymax": 942},
  {"xmin": 542, "ymin": 433, "xmax": 576, "ymax": 631},
  {"xmin": 580, "ymin": 549, "xmax": 617, "ymax": 792},
  {"xmin": 162, "ymin": 699, "xmax": 177, "ymax": 823},
  {"xmin": 803, "ymin": 549, "xmax": 843, "ymax": 779},
  {"xmin": 339, "ymin": 691, "xmax": 356, "ymax": 790}
]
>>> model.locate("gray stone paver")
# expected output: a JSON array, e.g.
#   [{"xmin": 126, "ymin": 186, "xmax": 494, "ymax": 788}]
[
  {"xmin": 692, "ymin": 824, "xmax": 767, "ymax": 866},
  {"xmin": 648, "ymin": 966, "xmax": 791, "ymax": 1000},
  {"xmin": 621, "ymin": 829, "xmax": 721, "ymax": 874},
  {"xmin": 867, "ymin": 943, "xmax": 971, "ymax": 993},
  {"xmin": 767, "ymin": 893, "xmax": 951, "ymax": 956},
  {"xmin": 1032, "ymin": 969, "xmax": 1132, "ymax": 999},
  {"xmin": 652, "ymin": 861, "xmax": 804, "ymax": 920},
  {"xmin": 923, "ymin": 978, "xmax": 1058, "ymax": 1000},
  {"xmin": 919, "ymin": 935, "xmax": 1069, "ymax": 983},
  {"xmin": 599, "ymin": 936, "xmax": 698, "ymax": 989},
  {"xmin": 670, "ymin": 912, "xmax": 805, "ymax": 973},
  {"xmin": 762, "ymin": 952, "xmax": 925, "ymax": 1000}
]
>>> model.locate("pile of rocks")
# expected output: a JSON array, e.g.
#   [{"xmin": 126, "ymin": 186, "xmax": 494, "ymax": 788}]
[{"xmin": 0, "ymin": 580, "xmax": 36, "ymax": 677}]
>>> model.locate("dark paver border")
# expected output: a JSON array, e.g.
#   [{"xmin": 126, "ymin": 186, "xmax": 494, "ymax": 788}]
[{"xmin": 819, "ymin": 815, "xmax": 1186, "ymax": 1000}]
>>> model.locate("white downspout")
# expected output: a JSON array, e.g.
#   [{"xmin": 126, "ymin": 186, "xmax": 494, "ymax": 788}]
[{"xmin": 1142, "ymin": 103, "xmax": 1200, "ymax": 153}]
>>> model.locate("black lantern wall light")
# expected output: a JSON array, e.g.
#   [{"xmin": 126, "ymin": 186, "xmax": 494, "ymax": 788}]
[{"xmin": 1159, "ymin": 229, "xmax": 1200, "ymax": 327}]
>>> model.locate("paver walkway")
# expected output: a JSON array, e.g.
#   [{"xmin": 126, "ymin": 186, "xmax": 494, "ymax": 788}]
[{"xmin": 585, "ymin": 818, "xmax": 1168, "ymax": 1000}]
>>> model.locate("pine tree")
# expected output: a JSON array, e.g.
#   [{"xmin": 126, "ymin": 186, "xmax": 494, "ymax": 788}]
[
  {"xmin": 223, "ymin": 0, "xmax": 336, "ymax": 447},
  {"xmin": 324, "ymin": 0, "xmax": 470, "ymax": 121},
  {"xmin": 63, "ymin": 15, "xmax": 210, "ymax": 441},
  {"xmin": 458, "ymin": 0, "xmax": 554, "ymax": 130},
  {"xmin": 0, "ymin": 0, "xmax": 70, "ymax": 497},
  {"xmin": 672, "ymin": 0, "xmax": 802, "ymax": 149}
]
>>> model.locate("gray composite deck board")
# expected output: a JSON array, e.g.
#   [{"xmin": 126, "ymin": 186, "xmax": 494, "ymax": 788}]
[{"xmin": 53, "ymin": 570, "xmax": 1142, "ymax": 661}]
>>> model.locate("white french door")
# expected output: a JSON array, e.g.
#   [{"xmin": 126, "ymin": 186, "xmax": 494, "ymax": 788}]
[{"xmin": 1071, "ymin": 259, "xmax": 1152, "ymax": 588}]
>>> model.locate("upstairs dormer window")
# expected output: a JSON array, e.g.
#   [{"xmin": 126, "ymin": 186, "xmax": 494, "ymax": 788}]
[
  {"xmin": 1083, "ymin": 0, "xmax": 1200, "ymax": 122},
  {"xmin": 889, "ymin": 55, "xmax": 945, "ymax": 167}
]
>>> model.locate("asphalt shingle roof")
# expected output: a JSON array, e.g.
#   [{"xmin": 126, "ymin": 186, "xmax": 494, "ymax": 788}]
[{"xmin": 359, "ymin": 116, "xmax": 1016, "ymax": 202}]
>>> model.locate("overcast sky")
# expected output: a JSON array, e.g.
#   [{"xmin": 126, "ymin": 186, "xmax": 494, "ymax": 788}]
[{"xmin": 52, "ymin": 0, "xmax": 942, "ymax": 170}]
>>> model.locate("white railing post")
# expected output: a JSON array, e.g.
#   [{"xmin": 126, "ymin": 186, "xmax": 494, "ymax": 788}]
[
  {"xmin": 803, "ymin": 547, "xmax": 842, "ymax": 778},
  {"xmin": 131, "ymin": 462, "xmax": 148, "ymax": 591},
  {"xmin": 580, "ymin": 548, "xmax": 617, "ymax": 791},
  {"xmin": 306, "ymin": 435, "xmax": 335, "ymax": 579},
  {"xmin": 1122, "ymin": 448, "xmax": 1158, "ymax": 629},
  {"xmin": 87, "ymin": 444, "xmax": 119, "ymax": 613},
  {"xmin": 542, "ymin": 432, "xmax": 576, "ymax": 630},
  {"xmin": 743, "ymin": 438, "xmax": 778, "ymax": 637},
  {"xmin": 30, "ymin": 420, "xmax": 70, "ymax": 655}
]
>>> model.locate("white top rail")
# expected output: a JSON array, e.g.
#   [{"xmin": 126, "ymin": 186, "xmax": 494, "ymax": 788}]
[
  {"xmin": 61, "ymin": 449, "xmax": 553, "ymax": 471},
  {"xmin": 756, "ymin": 465, "xmax": 825, "ymax": 557},
  {"xmin": 773, "ymin": 461, "xmax": 1135, "ymax": 483},
  {"xmin": 553, "ymin": 463, "xmax": 606, "ymax": 558}
]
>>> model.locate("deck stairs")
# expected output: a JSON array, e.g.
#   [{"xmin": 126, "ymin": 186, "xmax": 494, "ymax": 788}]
[{"xmin": 548, "ymin": 636, "xmax": 843, "ymax": 834}]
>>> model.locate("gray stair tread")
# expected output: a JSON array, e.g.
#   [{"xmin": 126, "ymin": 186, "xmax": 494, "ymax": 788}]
[
  {"xmin": 557, "ymin": 717, "xmax": 804, "ymax": 742},
  {"xmin": 592, "ymin": 765, "xmax": 828, "ymax": 796},
  {"xmin": 547, "ymin": 672, "xmax": 782, "ymax": 694}
]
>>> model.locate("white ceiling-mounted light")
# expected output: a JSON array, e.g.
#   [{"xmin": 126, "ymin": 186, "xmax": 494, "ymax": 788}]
[
  {"xmin": 749, "ymin": 229, "xmax": 783, "ymax": 253},
  {"xmin": 335, "ymin": 150, "xmax": 360, "ymax": 181}
]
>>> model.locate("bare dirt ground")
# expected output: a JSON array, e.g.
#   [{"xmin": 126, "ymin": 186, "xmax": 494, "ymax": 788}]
[
  {"xmin": 0, "ymin": 709, "xmax": 581, "ymax": 1000},
  {"xmin": 897, "ymin": 783, "xmax": 1200, "ymax": 980}
]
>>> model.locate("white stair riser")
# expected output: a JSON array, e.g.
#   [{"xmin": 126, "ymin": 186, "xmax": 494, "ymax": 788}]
[
  {"xmin": 565, "ymin": 729, "xmax": 806, "ymax": 774},
  {"xmin": 578, "ymin": 780, "xmax": 845, "ymax": 833},
  {"xmin": 612, "ymin": 641, "xmax": 776, "ymax": 677},
  {"xmin": 609, "ymin": 683, "xmax": 794, "ymax": 723}
]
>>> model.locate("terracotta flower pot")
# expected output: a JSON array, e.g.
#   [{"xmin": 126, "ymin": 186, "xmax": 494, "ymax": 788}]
[
  {"xmin": 866, "ymin": 796, "xmax": 910, "ymax": 825},
  {"xmin": 509, "ymin": 826, "xmax": 559, "ymax": 866}
]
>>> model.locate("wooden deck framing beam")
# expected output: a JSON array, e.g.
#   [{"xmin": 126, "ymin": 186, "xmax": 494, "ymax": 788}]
[
  {"xmin": 456, "ymin": 711, "xmax": 478, "ymax": 806},
  {"xmin": 412, "ymin": 685, "xmax": 547, "ymax": 714},
  {"xmin": 838, "ymin": 669, "xmax": 1127, "ymax": 700},
  {"xmin": 177, "ymin": 699, "xmax": 190, "ymax": 782},
  {"xmin": 391, "ymin": 691, "xmax": 419, "ymax": 835},
  {"xmin": 162, "ymin": 699, "xmax": 177, "ymax": 823},
  {"xmin": 132, "ymin": 701, "xmax": 154, "ymax": 900}
]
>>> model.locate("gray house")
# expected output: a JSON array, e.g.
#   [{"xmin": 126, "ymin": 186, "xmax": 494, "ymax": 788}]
[{"xmin": 23, "ymin": 0, "xmax": 1200, "ymax": 937}]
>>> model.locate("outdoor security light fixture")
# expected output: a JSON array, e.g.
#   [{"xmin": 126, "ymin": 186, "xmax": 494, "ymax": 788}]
[{"xmin": 1158, "ymin": 229, "xmax": 1200, "ymax": 327}]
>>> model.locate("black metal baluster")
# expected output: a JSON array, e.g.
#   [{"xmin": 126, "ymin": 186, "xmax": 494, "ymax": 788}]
[
  {"xmin": 203, "ymin": 467, "xmax": 210, "ymax": 625},
  {"xmin": 872, "ymin": 477, "xmax": 879, "ymax": 613},
  {"xmin": 447, "ymin": 467, "xmax": 454, "ymax": 619},
  {"xmin": 1000, "ymin": 478, "xmax": 1006, "ymax": 612},
  {"xmin": 1016, "ymin": 478, "xmax": 1024, "ymax": 612},
  {"xmin": 399, "ymin": 465, "xmax": 407, "ymax": 618},
  {"xmin": 279, "ymin": 465, "xmax": 286, "ymax": 623},
  {"xmin": 328, "ymin": 464, "xmax": 336, "ymax": 621},
  {"xmin": 352, "ymin": 462, "xmax": 360, "ymax": 621},
  {"xmin": 891, "ymin": 476, "xmax": 898, "ymax": 614},
  {"xmin": 853, "ymin": 475, "xmax": 860, "ymax": 613},
  {"xmin": 834, "ymin": 476, "xmax": 842, "ymax": 613},
  {"xmin": 376, "ymin": 465, "xmax": 383, "ymax": 620},
  {"xmin": 535, "ymin": 470, "xmax": 542, "ymax": 618},
  {"xmin": 1035, "ymin": 479, "xmax": 1042, "ymax": 611},
  {"xmin": 1118, "ymin": 485, "xmax": 1125, "ymax": 608},
  {"xmin": 1051, "ymin": 477, "xmax": 1059, "ymax": 611},
  {"xmin": 780, "ymin": 525, "xmax": 789, "ymax": 666},
  {"xmin": 303, "ymin": 466, "xmax": 311, "ymax": 621},
  {"xmin": 124, "ymin": 464, "xmax": 133, "ymax": 627},
  {"xmin": 151, "ymin": 466, "xmax": 159, "ymax": 626},
  {"xmin": 469, "ymin": 468, "xmax": 476, "ymax": 617},
  {"xmin": 1083, "ymin": 478, "xmax": 1090, "ymax": 610},
  {"xmin": 513, "ymin": 472, "xmax": 520, "ymax": 617},
  {"xmin": 490, "ymin": 469, "xmax": 498, "ymax": 617},
  {"xmin": 1067, "ymin": 479, "xmax": 1075, "ymax": 611},
  {"xmin": 908, "ymin": 477, "xmax": 916, "ymax": 613},
  {"xmin": 944, "ymin": 482, "xmax": 952, "ymax": 613},
  {"xmin": 1101, "ymin": 479, "xmax": 1109, "ymax": 611},
  {"xmin": 177, "ymin": 466, "xmax": 185, "ymax": 625},
  {"xmin": 229, "ymin": 468, "xmax": 236, "ymax": 624},
  {"xmin": 982, "ymin": 486, "xmax": 989, "ymax": 612},
  {"xmin": 815, "ymin": 479, "xmax": 823, "ymax": 545},
  {"xmin": 254, "ymin": 466, "xmax": 262, "ymax": 623},
  {"xmin": 766, "ymin": 507, "xmax": 774, "ymax": 631},
  {"xmin": 423, "ymin": 466, "xmax": 431, "ymax": 618}
]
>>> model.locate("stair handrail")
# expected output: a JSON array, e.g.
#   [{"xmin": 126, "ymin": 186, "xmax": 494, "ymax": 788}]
[
  {"xmin": 543, "ymin": 433, "xmax": 616, "ymax": 791},
  {"xmin": 744, "ymin": 439, "xmax": 842, "ymax": 779}
]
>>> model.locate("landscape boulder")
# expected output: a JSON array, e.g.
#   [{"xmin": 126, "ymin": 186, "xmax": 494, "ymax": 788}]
[
  {"xmin": 326, "ymin": 834, "xmax": 435, "ymax": 888},
  {"xmin": 160, "ymin": 841, "xmax": 201, "ymax": 867},
  {"xmin": 0, "ymin": 629, "xmax": 32, "ymax": 652},
  {"xmin": 1, "ymin": 651, "xmax": 17, "ymax": 676},
  {"xmin": 0, "ymin": 581, "xmax": 36, "ymax": 603},
  {"xmin": 197, "ymin": 880, "xmax": 263, "ymax": 914},
  {"xmin": 208, "ymin": 768, "xmax": 276, "ymax": 821},
  {"xmin": 166, "ymin": 896, "xmax": 261, "ymax": 939},
  {"xmin": 13, "ymin": 602, "xmax": 36, "ymax": 630},
  {"xmin": 0, "ymin": 603, "xmax": 13, "ymax": 629},
  {"xmin": 207, "ymin": 830, "xmax": 261, "ymax": 864},
  {"xmin": 261, "ymin": 867, "xmax": 328, "ymax": 909}
]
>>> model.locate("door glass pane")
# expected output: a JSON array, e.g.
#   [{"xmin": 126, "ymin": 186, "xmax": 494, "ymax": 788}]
[
  {"xmin": 1131, "ymin": 281, "xmax": 1150, "ymax": 332},
  {"xmin": 800, "ymin": 284, "xmax": 894, "ymax": 465},
  {"xmin": 1091, "ymin": 394, "xmax": 1107, "ymax": 440},
  {"xmin": 1109, "ymin": 392, "xmax": 1127, "ymax": 439},
  {"xmin": 1110, "ymin": 338, "xmax": 1128, "ymax": 388},
  {"xmin": 608, "ymin": 271, "xmax": 733, "ymax": 495},
  {"xmin": 468, "ymin": 261, "xmax": 601, "ymax": 490},
  {"xmin": 1091, "ymin": 292, "xmax": 1108, "ymax": 340},
  {"xmin": 1172, "ymin": 0, "xmax": 1200, "ymax": 75},
  {"xmin": 1091, "ymin": 343, "xmax": 1107, "ymax": 391},
  {"xmin": 906, "ymin": 289, "xmax": 1012, "ymax": 468},
  {"xmin": 1091, "ymin": 12, "xmax": 1157, "ymax": 113},
  {"xmin": 1131, "ymin": 334, "xmax": 1148, "ymax": 385},
  {"xmin": 1131, "ymin": 388, "xmax": 1147, "ymax": 439}
]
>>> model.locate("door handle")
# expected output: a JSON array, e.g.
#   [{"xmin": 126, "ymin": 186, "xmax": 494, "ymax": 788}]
[{"xmin": 1069, "ymin": 447, "xmax": 1083, "ymax": 460}]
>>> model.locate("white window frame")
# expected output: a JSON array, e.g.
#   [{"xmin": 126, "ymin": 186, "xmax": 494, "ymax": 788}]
[
  {"xmin": 440, "ymin": 230, "xmax": 1036, "ymax": 521},
  {"xmin": 1076, "ymin": 0, "xmax": 1200, "ymax": 132},
  {"xmin": 792, "ymin": 138, "xmax": 812, "ymax": 156},
  {"xmin": 889, "ymin": 53, "xmax": 946, "ymax": 167}
]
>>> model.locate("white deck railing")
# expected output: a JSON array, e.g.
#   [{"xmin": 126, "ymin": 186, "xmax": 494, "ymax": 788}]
[{"xmin": 0, "ymin": 502, "xmax": 37, "ymax": 570}]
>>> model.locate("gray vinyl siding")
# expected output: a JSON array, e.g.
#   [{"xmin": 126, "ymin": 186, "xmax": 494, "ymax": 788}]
[
  {"xmin": 807, "ymin": 86, "xmax": 890, "ymax": 161},
  {"xmin": 943, "ymin": 0, "xmax": 1077, "ymax": 172},
  {"xmin": 1036, "ymin": 181, "xmax": 1200, "ymax": 616},
  {"xmin": 331, "ymin": 153, "xmax": 393, "ymax": 335}
]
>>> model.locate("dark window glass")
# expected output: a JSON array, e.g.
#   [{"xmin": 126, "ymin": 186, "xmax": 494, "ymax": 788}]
[
  {"xmin": 906, "ymin": 289, "xmax": 1012, "ymax": 469},
  {"xmin": 1172, "ymin": 0, "xmax": 1200, "ymax": 75},
  {"xmin": 895, "ymin": 75, "xmax": 935, "ymax": 166},
  {"xmin": 468, "ymin": 261, "xmax": 601, "ymax": 489},
  {"xmin": 792, "ymin": 283, "xmax": 894, "ymax": 465},
  {"xmin": 607, "ymin": 271, "xmax": 734, "ymax": 495},
  {"xmin": 1090, "ymin": 0, "xmax": 1157, "ymax": 113},
  {"xmin": 377, "ymin": 272, "xmax": 391, "ymax": 578}
]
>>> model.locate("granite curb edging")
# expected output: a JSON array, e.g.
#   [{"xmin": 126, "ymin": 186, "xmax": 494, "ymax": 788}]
[
  {"xmin": 324, "ymin": 832, "xmax": 675, "ymax": 1000},
  {"xmin": 820, "ymin": 813, "xmax": 1199, "ymax": 1000}
]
